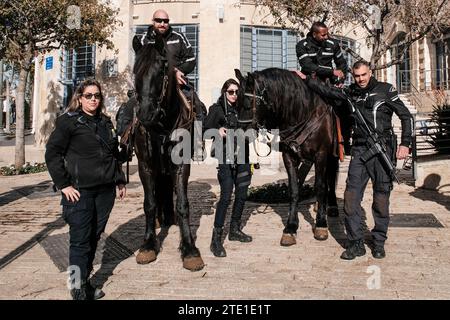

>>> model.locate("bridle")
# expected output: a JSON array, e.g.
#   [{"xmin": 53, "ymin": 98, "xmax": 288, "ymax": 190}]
[
  {"xmin": 239, "ymin": 77, "xmax": 266, "ymax": 127},
  {"xmin": 238, "ymin": 76, "xmax": 273, "ymax": 157},
  {"xmin": 155, "ymin": 58, "xmax": 170, "ymax": 116}
]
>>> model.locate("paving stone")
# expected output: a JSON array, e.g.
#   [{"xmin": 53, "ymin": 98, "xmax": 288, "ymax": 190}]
[{"xmin": 1, "ymin": 162, "xmax": 449, "ymax": 300}]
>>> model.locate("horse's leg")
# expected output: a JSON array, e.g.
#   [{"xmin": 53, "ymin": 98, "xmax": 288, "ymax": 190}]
[
  {"xmin": 135, "ymin": 160, "xmax": 159, "ymax": 264},
  {"xmin": 156, "ymin": 174, "xmax": 175, "ymax": 226},
  {"xmin": 327, "ymin": 155, "xmax": 339, "ymax": 217},
  {"xmin": 280, "ymin": 152, "xmax": 301, "ymax": 246},
  {"xmin": 313, "ymin": 153, "xmax": 329, "ymax": 240},
  {"xmin": 163, "ymin": 176, "xmax": 176, "ymax": 226},
  {"xmin": 297, "ymin": 160, "xmax": 313, "ymax": 189},
  {"xmin": 174, "ymin": 163, "xmax": 204, "ymax": 271},
  {"xmin": 154, "ymin": 176, "xmax": 163, "ymax": 229}
]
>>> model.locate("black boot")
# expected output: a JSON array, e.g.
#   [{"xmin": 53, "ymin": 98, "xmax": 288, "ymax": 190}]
[
  {"xmin": 228, "ymin": 221, "xmax": 252, "ymax": 242},
  {"xmin": 210, "ymin": 227, "xmax": 226, "ymax": 257},
  {"xmin": 86, "ymin": 281, "xmax": 105, "ymax": 300},
  {"xmin": 340, "ymin": 239, "xmax": 366, "ymax": 260},
  {"xmin": 70, "ymin": 282, "xmax": 88, "ymax": 300},
  {"xmin": 372, "ymin": 244, "xmax": 386, "ymax": 259}
]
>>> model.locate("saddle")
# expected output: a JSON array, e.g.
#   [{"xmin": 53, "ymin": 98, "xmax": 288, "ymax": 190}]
[
  {"xmin": 280, "ymin": 107, "xmax": 344, "ymax": 162},
  {"xmin": 175, "ymin": 82, "xmax": 206, "ymax": 130}
]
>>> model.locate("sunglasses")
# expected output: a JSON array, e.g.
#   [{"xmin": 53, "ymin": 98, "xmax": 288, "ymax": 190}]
[
  {"xmin": 82, "ymin": 93, "xmax": 101, "ymax": 100},
  {"xmin": 154, "ymin": 18, "xmax": 170, "ymax": 24},
  {"xmin": 227, "ymin": 90, "xmax": 239, "ymax": 95}
]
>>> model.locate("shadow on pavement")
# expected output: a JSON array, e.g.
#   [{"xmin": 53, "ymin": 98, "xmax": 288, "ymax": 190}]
[
  {"xmin": 247, "ymin": 176, "xmax": 355, "ymax": 249},
  {"xmin": 409, "ymin": 173, "xmax": 450, "ymax": 213},
  {"xmin": 0, "ymin": 217, "xmax": 66, "ymax": 271},
  {"xmin": 0, "ymin": 180, "xmax": 53, "ymax": 207},
  {"xmin": 90, "ymin": 180, "xmax": 216, "ymax": 288}
]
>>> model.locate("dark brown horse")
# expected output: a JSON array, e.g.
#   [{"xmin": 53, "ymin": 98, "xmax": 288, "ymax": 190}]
[
  {"xmin": 235, "ymin": 68, "xmax": 339, "ymax": 245},
  {"xmin": 131, "ymin": 35, "xmax": 204, "ymax": 271}
]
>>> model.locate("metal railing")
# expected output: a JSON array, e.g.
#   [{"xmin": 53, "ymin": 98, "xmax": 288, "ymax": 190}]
[
  {"xmin": 407, "ymin": 80, "xmax": 423, "ymax": 111},
  {"xmin": 410, "ymin": 109, "xmax": 450, "ymax": 181},
  {"xmin": 396, "ymin": 69, "xmax": 450, "ymax": 93}
]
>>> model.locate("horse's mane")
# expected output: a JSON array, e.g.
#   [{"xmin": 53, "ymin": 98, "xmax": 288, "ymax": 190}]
[
  {"xmin": 133, "ymin": 43, "xmax": 165, "ymax": 94},
  {"xmin": 254, "ymin": 68, "xmax": 320, "ymax": 127},
  {"xmin": 132, "ymin": 40, "xmax": 179, "ymax": 129}
]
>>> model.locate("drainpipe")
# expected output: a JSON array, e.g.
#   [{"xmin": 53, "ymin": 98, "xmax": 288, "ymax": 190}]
[
  {"xmin": 0, "ymin": 60, "xmax": 4, "ymax": 134},
  {"xmin": 31, "ymin": 57, "xmax": 40, "ymax": 137}
]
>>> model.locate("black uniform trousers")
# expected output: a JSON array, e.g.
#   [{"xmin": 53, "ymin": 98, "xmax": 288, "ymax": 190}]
[
  {"xmin": 344, "ymin": 145, "xmax": 394, "ymax": 245},
  {"xmin": 214, "ymin": 163, "xmax": 252, "ymax": 228},
  {"xmin": 62, "ymin": 184, "xmax": 116, "ymax": 285}
]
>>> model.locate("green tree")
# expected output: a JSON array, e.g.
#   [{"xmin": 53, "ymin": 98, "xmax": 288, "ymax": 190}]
[
  {"xmin": 0, "ymin": 0, "xmax": 121, "ymax": 169},
  {"xmin": 255, "ymin": 0, "xmax": 450, "ymax": 69}
]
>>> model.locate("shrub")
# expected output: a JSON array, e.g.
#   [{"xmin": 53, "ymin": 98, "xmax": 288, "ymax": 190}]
[
  {"xmin": 430, "ymin": 104, "xmax": 450, "ymax": 155},
  {"xmin": 247, "ymin": 182, "xmax": 314, "ymax": 203},
  {"xmin": 0, "ymin": 162, "xmax": 48, "ymax": 176}
]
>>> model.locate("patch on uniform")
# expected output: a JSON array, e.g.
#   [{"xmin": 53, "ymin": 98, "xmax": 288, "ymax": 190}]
[{"xmin": 390, "ymin": 213, "xmax": 444, "ymax": 228}]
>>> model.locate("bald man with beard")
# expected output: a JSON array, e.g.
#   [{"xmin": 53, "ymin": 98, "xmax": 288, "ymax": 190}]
[{"xmin": 132, "ymin": 9, "xmax": 196, "ymax": 86}]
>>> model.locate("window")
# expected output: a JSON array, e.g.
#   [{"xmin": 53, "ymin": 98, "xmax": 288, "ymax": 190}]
[
  {"xmin": 334, "ymin": 36, "xmax": 356, "ymax": 86},
  {"xmin": 390, "ymin": 32, "xmax": 411, "ymax": 93},
  {"xmin": 134, "ymin": 24, "xmax": 199, "ymax": 90},
  {"xmin": 60, "ymin": 42, "xmax": 96, "ymax": 108},
  {"xmin": 436, "ymin": 39, "xmax": 450, "ymax": 90},
  {"xmin": 240, "ymin": 26, "xmax": 299, "ymax": 74},
  {"xmin": 240, "ymin": 27, "xmax": 357, "ymax": 86}
]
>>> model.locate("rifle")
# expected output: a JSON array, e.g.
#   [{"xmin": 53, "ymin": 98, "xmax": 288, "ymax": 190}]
[{"xmin": 346, "ymin": 98, "xmax": 400, "ymax": 184}]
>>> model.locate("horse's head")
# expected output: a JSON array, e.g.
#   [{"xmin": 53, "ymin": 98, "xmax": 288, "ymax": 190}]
[
  {"xmin": 133, "ymin": 34, "xmax": 176, "ymax": 129},
  {"xmin": 235, "ymin": 69, "xmax": 271, "ymax": 130}
]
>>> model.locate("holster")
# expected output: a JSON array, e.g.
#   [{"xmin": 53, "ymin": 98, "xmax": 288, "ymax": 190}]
[{"xmin": 390, "ymin": 134, "xmax": 398, "ymax": 167}]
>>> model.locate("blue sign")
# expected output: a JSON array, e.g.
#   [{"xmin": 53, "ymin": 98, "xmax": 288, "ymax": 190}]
[{"xmin": 45, "ymin": 57, "xmax": 53, "ymax": 70}]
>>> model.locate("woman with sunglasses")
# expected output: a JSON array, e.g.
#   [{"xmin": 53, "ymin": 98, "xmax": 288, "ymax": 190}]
[
  {"xmin": 204, "ymin": 79, "xmax": 253, "ymax": 257},
  {"xmin": 45, "ymin": 79, "xmax": 127, "ymax": 300}
]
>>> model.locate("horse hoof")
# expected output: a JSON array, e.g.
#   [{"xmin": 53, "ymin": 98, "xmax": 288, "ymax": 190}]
[
  {"xmin": 280, "ymin": 233, "xmax": 296, "ymax": 246},
  {"xmin": 136, "ymin": 249, "xmax": 157, "ymax": 264},
  {"xmin": 183, "ymin": 256, "xmax": 205, "ymax": 271},
  {"xmin": 327, "ymin": 206, "xmax": 339, "ymax": 217},
  {"xmin": 314, "ymin": 228, "xmax": 329, "ymax": 241}
]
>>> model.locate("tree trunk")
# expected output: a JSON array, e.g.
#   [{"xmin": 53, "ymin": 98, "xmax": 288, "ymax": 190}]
[
  {"xmin": 5, "ymin": 81, "xmax": 11, "ymax": 133},
  {"xmin": 15, "ymin": 67, "xmax": 29, "ymax": 169}
]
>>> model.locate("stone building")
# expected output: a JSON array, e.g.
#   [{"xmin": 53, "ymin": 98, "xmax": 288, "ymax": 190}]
[{"xmin": 30, "ymin": 0, "xmax": 449, "ymax": 145}]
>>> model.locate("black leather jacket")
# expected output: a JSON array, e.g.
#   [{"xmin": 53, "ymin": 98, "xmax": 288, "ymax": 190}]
[
  {"xmin": 297, "ymin": 32, "xmax": 348, "ymax": 83},
  {"xmin": 132, "ymin": 26, "xmax": 196, "ymax": 75},
  {"xmin": 45, "ymin": 111, "xmax": 126, "ymax": 190},
  {"xmin": 204, "ymin": 96, "xmax": 250, "ymax": 164},
  {"xmin": 306, "ymin": 77, "xmax": 413, "ymax": 147}
]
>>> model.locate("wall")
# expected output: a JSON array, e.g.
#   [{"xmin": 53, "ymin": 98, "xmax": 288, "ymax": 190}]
[
  {"xmin": 34, "ymin": 52, "xmax": 64, "ymax": 146},
  {"xmin": 199, "ymin": 1, "xmax": 241, "ymax": 106},
  {"xmin": 96, "ymin": 0, "xmax": 135, "ymax": 117}
]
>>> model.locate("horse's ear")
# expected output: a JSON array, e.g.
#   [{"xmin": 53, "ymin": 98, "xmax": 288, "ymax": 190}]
[
  {"xmin": 247, "ymin": 72, "xmax": 255, "ymax": 86},
  {"xmin": 235, "ymin": 69, "xmax": 244, "ymax": 82},
  {"xmin": 132, "ymin": 35, "xmax": 143, "ymax": 54}
]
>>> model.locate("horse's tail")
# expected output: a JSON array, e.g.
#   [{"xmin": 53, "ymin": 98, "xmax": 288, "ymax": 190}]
[{"xmin": 333, "ymin": 110, "xmax": 345, "ymax": 162}]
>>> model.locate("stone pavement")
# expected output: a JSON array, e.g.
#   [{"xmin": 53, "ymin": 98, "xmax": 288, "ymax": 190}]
[{"xmin": 0, "ymin": 146, "xmax": 450, "ymax": 300}]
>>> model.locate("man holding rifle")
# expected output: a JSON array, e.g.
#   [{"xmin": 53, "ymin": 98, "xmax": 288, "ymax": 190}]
[{"xmin": 297, "ymin": 60, "xmax": 412, "ymax": 260}]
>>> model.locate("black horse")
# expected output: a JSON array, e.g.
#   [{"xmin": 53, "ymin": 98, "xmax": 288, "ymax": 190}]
[
  {"xmin": 131, "ymin": 35, "xmax": 204, "ymax": 271},
  {"xmin": 235, "ymin": 68, "xmax": 339, "ymax": 245}
]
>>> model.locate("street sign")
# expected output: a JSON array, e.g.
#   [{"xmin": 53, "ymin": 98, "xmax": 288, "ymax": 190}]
[{"xmin": 45, "ymin": 57, "xmax": 53, "ymax": 70}]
